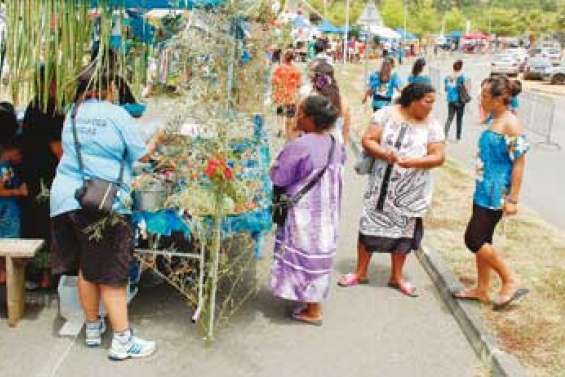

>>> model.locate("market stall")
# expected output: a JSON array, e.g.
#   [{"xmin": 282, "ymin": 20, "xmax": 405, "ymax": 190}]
[{"xmin": 2, "ymin": 0, "xmax": 278, "ymax": 341}]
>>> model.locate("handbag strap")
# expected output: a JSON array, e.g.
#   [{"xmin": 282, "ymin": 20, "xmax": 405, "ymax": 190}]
[
  {"xmin": 291, "ymin": 134, "xmax": 336, "ymax": 204},
  {"xmin": 376, "ymin": 122, "xmax": 408, "ymax": 211},
  {"xmin": 70, "ymin": 103, "xmax": 126, "ymax": 184}
]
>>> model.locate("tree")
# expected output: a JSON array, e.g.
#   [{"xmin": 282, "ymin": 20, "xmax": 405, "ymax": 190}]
[
  {"xmin": 444, "ymin": 7, "xmax": 466, "ymax": 32},
  {"xmin": 381, "ymin": 0, "xmax": 405, "ymax": 29}
]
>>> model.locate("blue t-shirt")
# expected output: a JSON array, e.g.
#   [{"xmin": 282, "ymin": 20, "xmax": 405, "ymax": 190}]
[
  {"xmin": 50, "ymin": 100, "xmax": 147, "ymax": 217},
  {"xmin": 0, "ymin": 160, "xmax": 21, "ymax": 237},
  {"xmin": 444, "ymin": 74, "xmax": 465, "ymax": 103},
  {"xmin": 368, "ymin": 71, "xmax": 402, "ymax": 110},
  {"xmin": 510, "ymin": 96, "xmax": 519, "ymax": 111},
  {"xmin": 408, "ymin": 74, "xmax": 432, "ymax": 86}
]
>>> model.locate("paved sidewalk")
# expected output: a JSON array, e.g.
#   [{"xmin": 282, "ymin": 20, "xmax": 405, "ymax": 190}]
[{"xmin": 0, "ymin": 155, "xmax": 479, "ymax": 377}]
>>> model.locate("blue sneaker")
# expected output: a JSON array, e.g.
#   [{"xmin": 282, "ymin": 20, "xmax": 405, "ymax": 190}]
[
  {"xmin": 85, "ymin": 319, "xmax": 106, "ymax": 347},
  {"xmin": 108, "ymin": 332, "xmax": 156, "ymax": 360}
]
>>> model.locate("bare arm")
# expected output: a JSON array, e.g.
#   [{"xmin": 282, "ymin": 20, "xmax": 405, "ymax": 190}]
[
  {"xmin": 397, "ymin": 142, "xmax": 445, "ymax": 169},
  {"xmin": 342, "ymin": 102, "xmax": 351, "ymax": 145},
  {"xmin": 361, "ymin": 123, "xmax": 397, "ymax": 164},
  {"xmin": 503, "ymin": 116, "xmax": 526, "ymax": 215},
  {"xmin": 49, "ymin": 141, "xmax": 63, "ymax": 160}
]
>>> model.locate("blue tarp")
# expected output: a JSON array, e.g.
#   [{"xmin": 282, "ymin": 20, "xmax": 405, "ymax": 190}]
[
  {"xmin": 317, "ymin": 20, "xmax": 341, "ymax": 34},
  {"xmin": 395, "ymin": 28, "xmax": 417, "ymax": 40},
  {"xmin": 91, "ymin": 0, "xmax": 223, "ymax": 9}
]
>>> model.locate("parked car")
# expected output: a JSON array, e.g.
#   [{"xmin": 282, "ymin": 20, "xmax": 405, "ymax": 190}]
[
  {"xmin": 506, "ymin": 48, "xmax": 528, "ymax": 72},
  {"xmin": 543, "ymin": 48, "xmax": 562, "ymax": 66},
  {"xmin": 543, "ymin": 62, "xmax": 565, "ymax": 84},
  {"xmin": 491, "ymin": 54, "xmax": 520, "ymax": 77},
  {"xmin": 523, "ymin": 56, "xmax": 552, "ymax": 80}
]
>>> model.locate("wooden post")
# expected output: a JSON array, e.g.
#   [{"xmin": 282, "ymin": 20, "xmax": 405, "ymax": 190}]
[{"xmin": 6, "ymin": 257, "xmax": 27, "ymax": 327}]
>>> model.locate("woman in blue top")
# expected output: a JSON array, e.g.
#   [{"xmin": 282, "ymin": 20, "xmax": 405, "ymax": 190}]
[
  {"xmin": 444, "ymin": 60, "xmax": 468, "ymax": 141},
  {"xmin": 50, "ymin": 67, "xmax": 159, "ymax": 360},
  {"xmin": 407, "ymin": 58, "xmax": 432, "ymax": 86},
  {"xmin": 363, "ymin": 58, "xmax": 402, "ymax": 112},
  {"xmin": 454, "ymin": 76, "xmax": 529, "ymax": 310}
]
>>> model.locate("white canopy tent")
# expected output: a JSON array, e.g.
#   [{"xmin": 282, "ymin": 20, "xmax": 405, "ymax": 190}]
[{"xmin": 368, "ymin": 25, "xmax": 401, "ymax": 40}]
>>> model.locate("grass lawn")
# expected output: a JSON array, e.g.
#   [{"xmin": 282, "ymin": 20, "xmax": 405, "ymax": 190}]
[{"xmin": 335, "ymin": 62, "xmax": 565, "ymax": 377}]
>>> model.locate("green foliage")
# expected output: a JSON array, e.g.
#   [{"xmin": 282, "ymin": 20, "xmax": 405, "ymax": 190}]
[{"xmin": 444, "ymin": 7, "xmax": 465, "ymax": 32}]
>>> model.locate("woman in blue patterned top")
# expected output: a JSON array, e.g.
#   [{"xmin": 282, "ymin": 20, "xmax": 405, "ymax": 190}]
[
  {"xmin": 454, "ymin": 76, "xmax": 529, "ymax": 310},
  {"xmin": 363, "ymin": 58, "xmax": 402, "ymax": 112},
  {"xmin": 407, "ymin": 58, "xmax": 432, "ymax": 86}
]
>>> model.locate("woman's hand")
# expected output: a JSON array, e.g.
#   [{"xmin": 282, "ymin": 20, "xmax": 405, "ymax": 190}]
[
  {"xmin": 396, "ymin": 157, "xmax": 415, "ymax": 168},
  {"xmin": 383, "ymin": 149, "xmax": 398, "ymax": 165},
  {"xmin": 503, "ymin": 200, "xmax": 518, "ymax": 216}
]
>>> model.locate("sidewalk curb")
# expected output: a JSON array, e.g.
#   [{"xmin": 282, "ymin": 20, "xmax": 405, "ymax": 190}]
[
  {"xmin": 416, "ymin": 246, "xmax": 529, "ymax": 377},
  {"xmin": 349, "ymin": 137, "xmax": 528, "ymax": 377}
]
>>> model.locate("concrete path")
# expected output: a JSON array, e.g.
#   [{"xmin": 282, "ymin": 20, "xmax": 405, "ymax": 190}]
[{"xmin": 0, "ymin": 155, "xmax": 479, "ymax": 377}]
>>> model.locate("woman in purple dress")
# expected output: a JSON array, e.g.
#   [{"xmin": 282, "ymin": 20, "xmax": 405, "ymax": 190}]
[{"xmin": 270, "ymin": 95, "xmax": 346, "ymax": 326}]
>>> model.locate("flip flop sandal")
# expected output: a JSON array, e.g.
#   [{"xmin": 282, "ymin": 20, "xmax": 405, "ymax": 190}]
[
  {"xmin": 493, "ymin": 288, "xmax": 530, "ymax": 311},
  {"xmin": 452, "ymin": 290, "xmax": 488, "ymax": 302},
  {"xmin": 388, "ymin": 281, "xmax": 419, "ymax": 298},
  {"xmin": 291, "ymin": 311, "xmax": 323, "ymax": 327},
  {"xmin": 337, "ymin": 273, "xmax": 369, "ymax": 287}
]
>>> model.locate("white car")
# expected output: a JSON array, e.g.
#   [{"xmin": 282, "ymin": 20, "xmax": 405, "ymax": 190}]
[
  {"xmin": 543, "ymin": 48, "xmax": 562, "ymax": 66},
  {"xmin": 524, "ymin": 56, "xmax": 552, "ymax": 80},
  {"xmin": 491, "ymin": 54, "xmax": 520, "ymax": 77},
  {"xmin": 506, "ymin": 48, "xmax": 528, "ymax": 71},
  {"xmin": 543, "ymin": 63, "xmax": 565, "ymax": 84}
]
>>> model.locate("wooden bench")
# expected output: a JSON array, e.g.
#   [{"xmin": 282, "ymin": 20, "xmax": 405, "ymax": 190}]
[{"xmin": 0, "ymin": 239, "xmax": 44, "ymax": 327}]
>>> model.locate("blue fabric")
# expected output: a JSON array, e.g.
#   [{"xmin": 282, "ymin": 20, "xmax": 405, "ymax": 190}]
[
  {"xmin": 368, "ymin": 71, "xmax": 402, "ymax": 110},
  {"xmin": 444, "ymin": 75, "xmax": 465, "ymax": 103},
  {"xmin": 408, "ymin": 75, "xmax": 432, "ymax": 86},
  {"xmin": 0, "ymin": 161, "xmax": 21, "ymax": 238},
  {"xmin": 132, "ymin": 209, "xmax": 191, "ymax": 238},
  {"xmin": 510, "ymin": 96, "xmax": 519, "ymax": 111},
  {"xmin": 122, "ymin": 103, "xmax": 147, "ymax": 118},
  {"xmin": 91, "ymin": 0, "xmax": 224, "ymax": 9},
  {"xmin": 474, "ymin": 130, "xmax": 530, "ymax": 210},
  {"xmin": 50, "ymin": 100, "xmax": 147, "ymax": 217}
]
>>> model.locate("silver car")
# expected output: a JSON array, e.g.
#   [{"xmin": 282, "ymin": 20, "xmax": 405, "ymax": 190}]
[
  {"xmin": 491, "ymin": 54, "xmax": 519, "ymax": 77},
  {"xmin": 523, "ymin": 56, "xmax": 552, "ymax": 80},
  {"xmin": 543, "ymin": 63, "xmax": 565, "ymax": 84}
]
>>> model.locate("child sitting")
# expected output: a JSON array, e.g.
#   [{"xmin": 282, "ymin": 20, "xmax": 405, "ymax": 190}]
[{"xmin": 0, "ymin": 102, "xmax": 28, "ymax": 284}]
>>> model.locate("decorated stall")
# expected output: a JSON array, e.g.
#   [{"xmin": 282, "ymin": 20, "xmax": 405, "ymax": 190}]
[{"xmin": 2, "ymin": 0, "xmax": 277, "ymax": 341}]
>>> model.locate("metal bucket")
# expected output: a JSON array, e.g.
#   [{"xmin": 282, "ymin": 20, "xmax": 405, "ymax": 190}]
[{"xmin": 133, "ymin": 181, "xmax": 167, "ymax": 212}]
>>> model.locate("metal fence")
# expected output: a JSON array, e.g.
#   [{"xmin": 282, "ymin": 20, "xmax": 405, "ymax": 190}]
[{"xmin": 429, "ymin": 65, "xmax": 561, "ymax": 149}]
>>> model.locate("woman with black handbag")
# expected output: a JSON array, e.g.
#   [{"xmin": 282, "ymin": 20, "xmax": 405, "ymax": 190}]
[
  {"xmin": 338, "ymin": 84, "xmax": 445, "ymax": 297},
  {"xmin": 50, "ymin": 66, "xmax": 159, "ymax": 360},
  {"xmin": 270, "ymin": 95, "xmax": 345, "ymax": 326}
]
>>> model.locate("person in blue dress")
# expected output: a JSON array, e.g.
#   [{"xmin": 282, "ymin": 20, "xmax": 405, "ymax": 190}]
[
  {"xmin": 407, "ymin": 58, "xmax": 432, "ymax": 86},
  {"xmin": 363, "ymin": 58, "xmax": 402, "ymax": 112},
  {"xmin": 444, "ymin": 60, "xmax": 468, "ymax": 141},
  {"xmin": 0, "ymin": 102, "xmax": 29, "ymax": 284},
  {"xmin": 454, "ymin": 76, "xmax": 529, "ymax": 310}
]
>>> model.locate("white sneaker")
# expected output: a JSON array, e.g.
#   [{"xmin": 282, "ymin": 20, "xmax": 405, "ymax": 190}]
[
  {"xmin": 85, "ymin": 319, "xmax": 107, "ymax": 347},
  {"xmin": 108, "ymin": 332, "xmax": 156, "ymax": 360}
]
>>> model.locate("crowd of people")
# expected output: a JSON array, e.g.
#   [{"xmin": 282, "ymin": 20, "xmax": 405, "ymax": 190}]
[
  {"xmin": 269, "ymin": 44, "xmax": 529, "ymax": 325},
  {"xmin": 0, "ymin": 37, "xmax": 529, "ymax": 360}
]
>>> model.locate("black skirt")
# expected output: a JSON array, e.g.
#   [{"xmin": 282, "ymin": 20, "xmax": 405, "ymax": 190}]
[{"xmin": 359, "ymin": 218, "xmax": 424, "ymax": 255}]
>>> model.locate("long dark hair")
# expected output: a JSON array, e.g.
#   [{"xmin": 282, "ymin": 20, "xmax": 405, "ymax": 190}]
[
  {"xmin": 412, "ymin": 58, "xmax": 426, "ymax": 77},
  {"xmin": 379, "ymin": 59, "xmax": 392, "ymax": 83},
  {"xmin": 312, "ymin": 62, "xmax": 342, "ymax": 116}
]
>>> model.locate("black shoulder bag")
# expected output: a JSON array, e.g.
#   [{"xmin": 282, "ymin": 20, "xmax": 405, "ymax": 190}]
[
  {"xmin": 272, "ymin": 134, "xmax": 336, "ymax": 227},
  {"xmin": 71, "ymin": 103, "xmax": 126, "ymax": 215}
]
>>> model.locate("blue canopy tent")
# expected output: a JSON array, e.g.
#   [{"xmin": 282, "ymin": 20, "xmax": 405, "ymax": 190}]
[
  {"xmin": 317, "ymin": 20, "xmax": 341, "ymax": 34},
  {"xmin": 91, "ymin": 0, "xmax": 224, "ymax": 10},
  {"xmin": 395, "ymin": 28, "xmax": 417, "ymax": 41}
]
